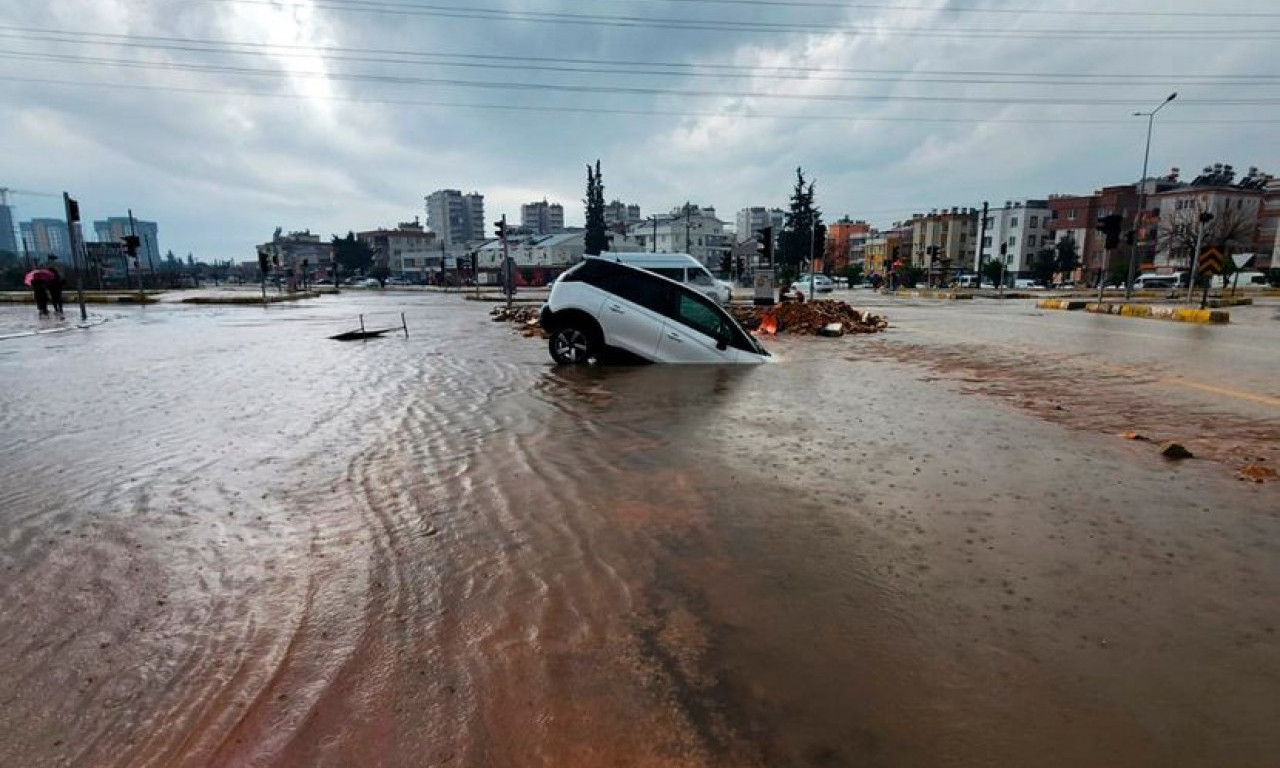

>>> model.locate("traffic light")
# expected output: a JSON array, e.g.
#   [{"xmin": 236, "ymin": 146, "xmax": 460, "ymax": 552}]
[
  {"xmin": 121, "ymin": 234, "xmax": 141, "ymax": 255},
  {"xmin": 1096, "ymin": 214, "xmax": 1123, "ymax": 250},
  {"xmin": 756, "ymin": 226, "xmax": 774, "ymax": 266},
  {"xmin": 494, "ymin": 220, "xmax": 505, "ymax": 240},
  {"xmin": 257, "ymin": 248, "xmax": 270, "ymax": 275},
  {"xmin": 999, "ymin": 241, "xmax": 1009, "ymax": 257},
  {"xmin": 719, "ymin": 251, "xmax": 732, "ymax": 274}
]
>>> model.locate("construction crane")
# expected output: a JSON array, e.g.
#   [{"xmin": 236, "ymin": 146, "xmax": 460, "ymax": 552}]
[{"xmin": 0, "ymin": 187, "xmax": 61, "ymax": 206}]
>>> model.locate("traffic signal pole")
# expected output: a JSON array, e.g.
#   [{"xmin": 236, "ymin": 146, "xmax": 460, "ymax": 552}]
[{"xmin": 63, "ymin": 192, "xmax": 88, "ymax": 321}]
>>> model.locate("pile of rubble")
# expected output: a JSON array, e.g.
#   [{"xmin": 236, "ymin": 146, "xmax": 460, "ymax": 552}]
[
  {"xmin": 490, "ymin": 305, "xmax": 544, "ymax": 337},
  {"xmin": 731, "ymin": 300, "xmax": 888, "ymax": 337}
]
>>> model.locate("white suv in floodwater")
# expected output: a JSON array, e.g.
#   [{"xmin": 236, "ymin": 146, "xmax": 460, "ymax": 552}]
[{"xmin": 540, "ymin": 257, "xmax": 770, "ymax": 365}]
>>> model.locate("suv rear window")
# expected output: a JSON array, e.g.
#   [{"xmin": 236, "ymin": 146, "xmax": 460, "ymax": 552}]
[{"xmin": 575, "ymin": 260, "xmax": 674, "ymax": 315}]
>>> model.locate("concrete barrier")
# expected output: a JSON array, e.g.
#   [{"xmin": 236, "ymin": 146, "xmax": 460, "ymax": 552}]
[
  {"xmin": 1036, "ymin": 299, "xmax": 1088, "ymax": 310},
  {"xmin": 1082, "ymin": 303, "xmax": 1229, "ymax": 324},
  {"xmin": 903, "ymin": 290, "xmax": 973, "ymax": 300}
]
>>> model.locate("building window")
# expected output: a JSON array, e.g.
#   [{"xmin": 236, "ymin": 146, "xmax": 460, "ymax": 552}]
[
  {"xmin": 1011, "ymin": 217, "xmax": 1019, "ymax": 228},
  {"xmin": 1067, "ymin": 210, "xmax": 1077, "ymax": 221},
  {"xmin": 983, "ymin": 236, "xmax": 992, "ymax": 247},
  {"xmin": 1008, "ymin": 236, "xmax": 1017, "ymax": 249},
  {"xmin": 1030, "ymin": 216, "xmax": 1039, "ymax": 228}
]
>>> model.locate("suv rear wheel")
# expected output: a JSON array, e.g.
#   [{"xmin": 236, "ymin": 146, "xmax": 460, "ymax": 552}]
[{"xmin": 548, "ymin": 323, "xmax": 600, "ymax": 364}]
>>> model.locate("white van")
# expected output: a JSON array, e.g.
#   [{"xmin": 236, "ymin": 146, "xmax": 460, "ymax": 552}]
[
  {"xmin": 604, "ymin": 252, "xmax": 732, "ymax": 305},
  {"xmin": 1133, "ymin": 273, "xmax": 1182, "ymax": 290},
  {"xmin": 1213, "ymin": 271, "xmax": 1268, "ymax": 289}
]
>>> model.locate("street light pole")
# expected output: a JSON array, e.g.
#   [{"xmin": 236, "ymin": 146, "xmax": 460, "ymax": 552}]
[{"xmin": 1125, "ymin": 92, "xmax": 1176, "ymax": 300}]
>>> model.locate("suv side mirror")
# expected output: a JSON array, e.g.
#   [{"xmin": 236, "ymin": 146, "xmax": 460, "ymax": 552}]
[{"xmin": 716, "ymin": 324, "xmax": 730, "ymax": 350}]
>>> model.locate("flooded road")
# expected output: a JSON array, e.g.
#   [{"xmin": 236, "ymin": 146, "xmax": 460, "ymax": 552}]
[{"xmin": 1, "ymin": 293, "xmax": 1277, "ymax": 767}]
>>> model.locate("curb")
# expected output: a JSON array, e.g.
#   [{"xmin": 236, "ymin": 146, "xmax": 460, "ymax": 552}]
[
  {"xmin": 902, "ymin": 291, "xmax": 973, "ymax": 300},
  {"xmin": 1036, "ymin": 299, "xmax": 1088, "ymax": 311},
  {"xmin": 1082, "ymin": 303, "xmax": 1229, "ymax": 324}
]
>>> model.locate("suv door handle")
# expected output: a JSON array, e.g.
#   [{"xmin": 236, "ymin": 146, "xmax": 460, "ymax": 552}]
[
  {"xmin": 608, "ymin": 303, "xmax": 625, "ymax": 313},
  {"xmin": 666, "ymin": 331, "xmax": 683, "ymax": 342}
]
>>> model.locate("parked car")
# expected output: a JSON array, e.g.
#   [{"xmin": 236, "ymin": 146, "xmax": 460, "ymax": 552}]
[
  {"xmin": 609, "ymin": 252, "xmax": 732, "ymax": 305},
  {"xmin": 1012, "ymin": 279, "xmax": 1045, "ymax": 290},
  {"xmin": 790, "ymin": 274, "xmax": 835, "ymax": 294},
  {"xmin": 539, "ymin": 257, "xmax": 770, "ymax": 365}
]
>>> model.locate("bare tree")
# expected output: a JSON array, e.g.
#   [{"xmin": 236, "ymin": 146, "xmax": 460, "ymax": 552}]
[{"xmin": 1158, "ymin": 203, "xmax": 1255, "ymax": 268}]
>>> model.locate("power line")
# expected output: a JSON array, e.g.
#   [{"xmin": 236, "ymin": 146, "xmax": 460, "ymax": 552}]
[
  {"xmin": 591, "ymin": 0, "xmax": 1280, "ymax": 18},
  {"xmin": 5, "ymin": 49, "xmax": 1280, "ymax": 106},
  {"xmin": 4, "ymin": 25, "xmax": 1275, "ymax": 83},
  {"xmin": 3, "ymin": 29, "xmax": 1276, "ymax": 88},
  {"xmin": 5, "ymin": 74, "xmax": 1280, "ymax": 125},
  {"xmin": 202, "ymin": 0, "xmax": 1280, "ymax": 40}
]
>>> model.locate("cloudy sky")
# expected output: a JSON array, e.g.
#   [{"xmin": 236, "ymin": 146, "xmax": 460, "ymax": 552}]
[{"xmin": 2, "ymin": 0, "xmax": 1278, "ymax": 258}]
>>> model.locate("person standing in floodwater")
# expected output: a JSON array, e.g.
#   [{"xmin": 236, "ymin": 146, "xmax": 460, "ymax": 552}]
[
  {"xmin": 46, "ymin": 259, "xmax": 65, "ymax": 317},
  {"xmin": 31, "ymin": 274, "xmax": 50, "ymax": 317}
]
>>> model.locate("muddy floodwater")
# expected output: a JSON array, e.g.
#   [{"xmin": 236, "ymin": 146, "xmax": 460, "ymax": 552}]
[{"xmin": 1, "ymin": 294, "xmax": 1278, "ymax": 767}]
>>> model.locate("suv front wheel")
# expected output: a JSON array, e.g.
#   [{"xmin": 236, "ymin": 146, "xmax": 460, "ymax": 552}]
[{"xmin": 548, "ymin": 323, "xmax": 600, "ymax": 364}]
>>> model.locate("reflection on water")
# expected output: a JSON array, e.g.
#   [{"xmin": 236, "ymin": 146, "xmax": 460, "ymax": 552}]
[{"xmin": 1, "ymin": 295, "xmax": 1278, "ymax": 767}]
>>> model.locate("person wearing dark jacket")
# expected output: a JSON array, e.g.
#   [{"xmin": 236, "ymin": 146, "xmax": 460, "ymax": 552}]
[
  {"xmin": 46, "ymin": 260, "xmax": 65, "ymax": 317},
  {"xmin": 32, "ymin": 276, "xmax": 50, "ymax": 316}
]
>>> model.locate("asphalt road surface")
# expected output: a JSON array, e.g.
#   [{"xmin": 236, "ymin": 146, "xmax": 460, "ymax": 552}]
[{"xmin": 0, "ymin": 292, "xmax": 1276, "ymax": 768}]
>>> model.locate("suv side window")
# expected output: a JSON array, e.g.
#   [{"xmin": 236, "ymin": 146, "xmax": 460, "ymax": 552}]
[
  {"xmin": 594, "ymin": 265, "xmax": 673, "ymax": 315},
  {"xmin": 674, "ymin": 290, "xmax": 725, "ymax": 339}
]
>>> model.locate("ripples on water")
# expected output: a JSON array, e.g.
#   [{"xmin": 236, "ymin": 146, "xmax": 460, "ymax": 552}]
[
  {"xmin": 0, "ymin": 300, "xmax": 770, "ymax": 767},
  {"xmin": 3, "ymin": 298, "xmax": 1279, "ymax": 768}
]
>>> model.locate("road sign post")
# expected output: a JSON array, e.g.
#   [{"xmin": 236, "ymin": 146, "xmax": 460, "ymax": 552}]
[{"xmin": 1196, "ymin": 247, "xmax": 1224, "ymax": 309}]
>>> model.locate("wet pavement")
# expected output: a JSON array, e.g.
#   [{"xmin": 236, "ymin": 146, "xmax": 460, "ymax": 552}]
[{"xmin": 0, "ymin": 293, "xmax": 1277, "ymax": 767}]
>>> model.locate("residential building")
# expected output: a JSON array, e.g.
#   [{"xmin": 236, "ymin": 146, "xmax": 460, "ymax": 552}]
[
  {"xmin": 20, "ymin": 218, "xmax": 73, "ymax": 261},
  {"xmin": 520, "ymin": 199, "xmax": 565, "ymax": 235},
  {"xmin": 1149, "ymin": 165, "xmax": 1271, "ymax": 271},
  {"xmin": 1047, "ymin": 185, "xmax": 1139, "ymax": 282},
  {"xmin": 0, "ymin": 202, "xmax": 17, "ymax": 257},
  {"xmin": 981, "ymin": 200, "xmax": 1053, "ymax": 280},
  {"xmin": 95, "ymin": 217, "xmax": 160, "ymax": 270},
  {"xmin": 1260, "ymin": 178, "xmax": 1280, "ymax": 269},
  {"xmin": 863, "ymin": 222, "xmax": 911, "ymax": 278},
  {"xmin": 425, "ymin": 189, "xmax": 485, "ymax": 245},
  {"xmin": 911, "ymin": 208, "xmax": 979, "ymax": 281},
  {"xmin": 735, "ymin": 206, "xmax": 785, "ymax": 243},
  {"xmin": 826, "ymin": 218, "xmax": 873, "ymax": 272},
  {"xmin": 603, "ymin": 200, "xmax": 642, "ymax": 231},
  {"xmin": 358, "ymin": 220, "xmax": 439, "ymax": 279},
  {"xmin": 1047, "ymin": 194, "xmax": 1098, "ymax": 280},
  {"xmin": 639, "ymin": 203, "xmax": 731, "ymax": 268},
  {"xmin": 257, "ymin": 229, "xmax": 332, "ymax": 281}
]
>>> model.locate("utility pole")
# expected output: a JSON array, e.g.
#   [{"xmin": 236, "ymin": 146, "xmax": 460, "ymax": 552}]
[
  {"xmin": 652, "ymin": 215, "xmax": 657, "ymax": 253},
  {"xmin": 63, "ymin": 192, "xmax": 88, "ymax": 321},
  {"xmin": 808, "ymin": 219, "xmax": 817, "ymax": 299},
  {"xmin": 128, "ymin": 210, "xmax": 144, "ymax": 302},
  {"xmin": 1126, "ymin": 92, "xmax": 1177, "ymax": 300},
  {"xmin": 685, "ymin": 202, "xmax": 693, "ymax": 255},
  {"xmin": 976, "ymin": 201, "xmax": 988, "ymax": 288},
  {"xmin": 1187, "ymin": 211, "xmax": 1213, "ymax": 306}
]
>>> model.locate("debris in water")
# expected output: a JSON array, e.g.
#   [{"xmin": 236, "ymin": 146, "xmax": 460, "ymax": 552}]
[
  {"xmin": 1238, "ymin": 464, "xmax": 1277, "ymax": 483},
  {"xmin": 731, "ymin": 300, "xmax": 887, "ymax": 336}
]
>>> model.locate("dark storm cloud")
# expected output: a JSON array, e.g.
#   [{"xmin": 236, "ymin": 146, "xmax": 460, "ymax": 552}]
[{"xmin": 1, "ymin": 0, "xmax": 1277, "ymax": 257}]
